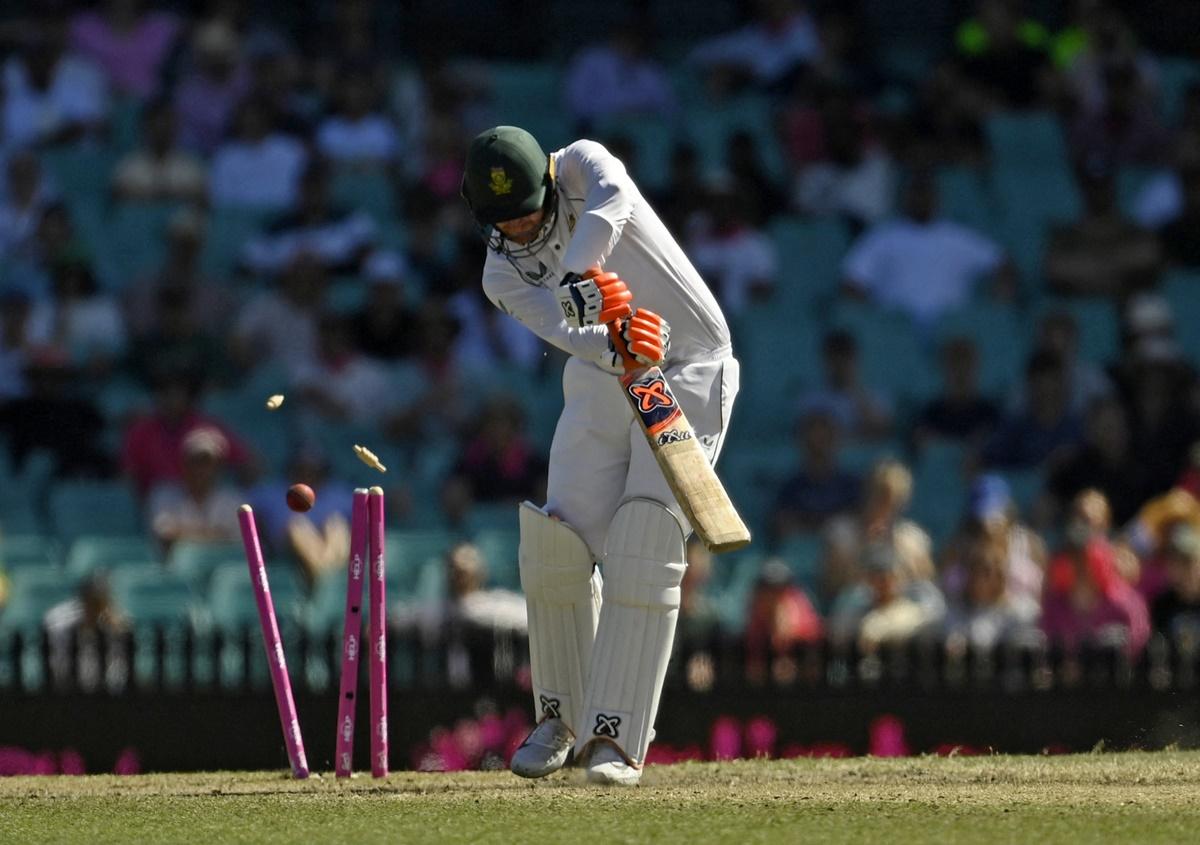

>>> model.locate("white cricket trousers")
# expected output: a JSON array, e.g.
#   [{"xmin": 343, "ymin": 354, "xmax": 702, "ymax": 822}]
[{"xmin": 545, "ymin": 354, "xmax": 740, "ymax": 559}]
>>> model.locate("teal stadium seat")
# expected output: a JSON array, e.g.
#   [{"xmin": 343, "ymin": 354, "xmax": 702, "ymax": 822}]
[
  {"xmin": 200, "ymin": 207, "xmax": 274, "ymax": 277},
  {"xmin": 168, "ymin": 540, "xmax": 245, "ymax": 591},
  {"xmin": 0, "ymin": 569, "xmax": 75, "ymax": 633},
  {"xmin": 910, "ymin": 441, "xmax": 969, "ymax": 546},
  {"xmin": 385, "ymin": 530, "xmax": 460, "ymax": 594},
  {"xmin": 65, "ymin": 534, "xmax": 159, "ymax": 578},
  {"xmin": 936, "ymin": 165, "xmax": 996, "ymax": 233},
  {"xmin": 776, "ymin": 534, "xmax": 823, "ymax": 599},
  {"xmin": 1158, "ymin": 58, "xmax": 1200, "ymax": 125},
  {"xmin": 829, "ymin": 301, "xmax": 937, "ymax": 404},
  {"xmin": 1161, "ymin": 271, "xmax": 1200, "ymax": 366},
  {"xmin": 594, "ymin": 115, "xmax": 678, "ymax": 194},
  {"xmin": 767, "ymin": 216, "xmax": 850, "ymax": 311},
  {"xmin": 48, "ymin": 480, "xmax": 141, "ymax": 540},
  {"xmin": 1036, "ymin": 298, "xmax": 1120, "ymax": 367},
  {"xmin": 488, "ymin": 63, "xmax": 572, "ymax": 152},
  {"xmin": 111, "ymin": 566, "xmax": 194, "ymax": 627},
  {"xmin": 207, "ymin": 562, "xmax": 305, "ymax": 633},
  {"xmin": 936, "ymin": 301, "xmax": 1028, "ymax": 396},
  {"xmin": 331, "ymin": 166, "xmax": 396, "ymax": 223},
  {"xmin": 684, "ymin": 94, "xmax": 784, "ymax": 182},
  {"xmin": 109, "ymin": 202, "xmax": 178, "ymax": 283},
  {"xmin": 472, "ymin": 528, "xmax": 521, "ymax": 591},
  {"xmin": 0, "ymin": 534, "xmax": 61, "ymax": 573}
]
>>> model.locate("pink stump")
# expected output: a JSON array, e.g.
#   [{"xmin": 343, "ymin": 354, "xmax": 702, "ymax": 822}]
[
  {"xmin": 334, "ymin": 489, "xmax": 370, "ymax": 778},
  {"xmin": 367, "ymin": 487, "xmax": 388, "ymax": 777},
  {"xmin": 238, "ymin": 504, "xmax": 309, "ymax": 779}
]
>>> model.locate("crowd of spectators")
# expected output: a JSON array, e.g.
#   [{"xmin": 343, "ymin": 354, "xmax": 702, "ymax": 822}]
[{"xmin": 1, "ymin": 0, "xmax": 1200, "ymax": 672}]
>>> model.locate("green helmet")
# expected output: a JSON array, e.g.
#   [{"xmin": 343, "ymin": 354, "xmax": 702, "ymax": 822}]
[{"xmin": 460, "ymin": 126, "xmax": 550, "ymax": 225}]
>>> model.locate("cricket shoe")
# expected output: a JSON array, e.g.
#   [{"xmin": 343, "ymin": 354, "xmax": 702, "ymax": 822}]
[
  {"xmin": 584, "ymin": 742, "xmax": 641, "ymax": 786},
  {"xmin": 510, "ymin": 718, "xmax": 573, "ymax": 778}
]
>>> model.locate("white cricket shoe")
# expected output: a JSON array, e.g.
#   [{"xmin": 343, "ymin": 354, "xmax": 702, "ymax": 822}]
[
  {"xmin": 510, "ymin": 718, "xmax": 572, "ymax": 779},
  {"xmin": 584, "ymin": 743, "xmax": 642, "ymax": 786}
]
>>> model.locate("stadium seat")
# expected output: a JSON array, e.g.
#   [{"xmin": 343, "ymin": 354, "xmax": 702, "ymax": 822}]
[
  {"xmin": 829, "ymin": 300, "xmax": 938, "ymax": 403},
  {"xmin": 936, "ymin": 165, "xmax": 996, "ymax": 232},
  {"xmin": 711, "ymin": 551, "xmax": 763, "ymax": 634},
  {"xmin": 200, "ymin": 207, "xmax": 274, "ymax": 277},
  {"xmin": 487, "ymin": 63, "xmax": 572, "ymax": 152},
  {"xmin": 776, "ymin": 534, "xmax": 823, "ymax": 598},
  {"xmin": 593, "ymin": 115, "xmax": 679, "ymax": 193},
  {"xmin": 168, "ymin": 541, "xmax": 245, "ymax": 591},
  {"xmin": 684, "ymin": 94, "xmax": 784, "ymax": 182},
  {"xmin": 109, "ymin": 202, "xmax": 177, "ymax": 283},
  {"xmin": 65, "ymin": 535, "xmax": 160, "ymax": 578},
  {"xmin": 1158, "ymin": 57, "xmax": 1200, "ymax": 124},
  {"xmin": 331, "ymin": 167, "xmax": 396, "ymax": 223},
  {"xmin": 936, "ymin": 300, "xmax": 1028, "ymax": 397},
  {"xmin": 110, "ymin": 567, "xmax": 194, "ymax": 627},
  {"xmin": 464, "ymin": 503, "xmax": 517, "ymax": 535},
  {"xmin": 996, "ymin": 467, "xmax": 1045, "ymax": 521},
  {"xmin": 0, "ymin": 534, "xmax": 61, "ymax": 573},
  {"xmin": 48, "ymin": 481, "xmax": 142, "ymax": 541},
  {"xmin": 985, "ymin": 111, "xmax": 1071, "ymax": 171},
  {"xmin": 1161, "ymin": 271, "xmax": 1200, "ymax": 365},
  {"xmin": 1036, "ymin": 298, "xmax": 1121, "ymax": 367},
  {"xmin": 0, "ymin": 569, "xmax": 76, "ymax": 633},
  {"xmin": 472, "ymin": 528, "xmax": 521, "ymax": 591},
  {"xmin": 206, "ymin": 563, "xmax": 305, "ymax": 633},
  {"xmin": 910, "ymin": 441, "xmax": 969, "ymax": 546},
  {"xmin": 386, "ymin": 530, "xmax": 460, "ymax": 594},
  {"xmin": 767, "ymin": 216, "xmax": 850, "ymax": 310}
]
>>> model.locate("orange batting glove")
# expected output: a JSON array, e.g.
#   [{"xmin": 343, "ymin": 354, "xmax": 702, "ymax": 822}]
[
  {"xmin": 612, "ymin": 308, "xmax": 671, "ymax": 367},
  {"xmin": 555, "ymin": 267, "xmax": 634, "ymax": 327}
]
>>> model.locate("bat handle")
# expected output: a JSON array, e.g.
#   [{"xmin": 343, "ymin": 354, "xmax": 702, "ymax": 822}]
[{"xmin": 606, "ymin": 320, "xmax": 640, "ymax": 375}]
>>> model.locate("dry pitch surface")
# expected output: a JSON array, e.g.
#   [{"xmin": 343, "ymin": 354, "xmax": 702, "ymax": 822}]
[{"xmin": 3, "ymin": 753, "xmax": 1200, "ymax": 844}]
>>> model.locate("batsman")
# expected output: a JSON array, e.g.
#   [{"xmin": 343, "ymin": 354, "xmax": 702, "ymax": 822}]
[{"xmin": 461, "ymin": 126, "xmax": 739, "ymax": 785}]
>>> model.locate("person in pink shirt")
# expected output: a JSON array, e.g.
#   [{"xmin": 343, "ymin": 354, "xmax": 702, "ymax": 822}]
[
  {"xmin": 121, "ymin": 368, "xmax": 253, "ymax": 498},
  {"xmin": 1041, "ymin": 489, "xmax": 1150, "ymax": 656},
  {"xmin": 69, "ymin": 0, "xmax": 181, "ymax": 99}
]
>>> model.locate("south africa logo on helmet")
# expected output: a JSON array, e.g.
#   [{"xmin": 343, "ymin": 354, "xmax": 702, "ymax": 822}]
[{"xmin": 489, "ymin": 167, "xmax": 513, "ymax": 196}]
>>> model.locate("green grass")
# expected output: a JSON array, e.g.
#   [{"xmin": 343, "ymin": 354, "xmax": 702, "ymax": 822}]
[{"xmin": 3, "ymin": 753, "xmax": 1200, "ymax": 844}]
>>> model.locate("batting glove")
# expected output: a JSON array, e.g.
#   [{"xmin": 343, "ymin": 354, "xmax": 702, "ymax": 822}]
[
  {"xmin": 555, "ymin": 269, "xmax": 633, "ymax": 327},
  {"xmin": 613, "ymin": 308, "xmax": 670, "ymax": 367}
]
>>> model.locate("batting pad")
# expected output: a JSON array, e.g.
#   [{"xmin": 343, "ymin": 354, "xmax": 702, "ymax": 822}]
[
  {"xmin": 519, "ymin": 501, "xmax": 602, "ymax": 737},
  {"xmin": 576, "ymin": 498, "xmax": 686, "ymax": 766}
]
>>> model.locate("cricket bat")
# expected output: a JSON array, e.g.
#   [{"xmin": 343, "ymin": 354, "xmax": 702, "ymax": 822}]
[{"xmin": 607, "ymin": 322, "xmax": 751, "ymax": 553}]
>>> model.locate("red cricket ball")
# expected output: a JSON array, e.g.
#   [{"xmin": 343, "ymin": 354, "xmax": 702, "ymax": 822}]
[{"xmin": 286, "ymin": 483, "xmax": 315, "ymax": 513}]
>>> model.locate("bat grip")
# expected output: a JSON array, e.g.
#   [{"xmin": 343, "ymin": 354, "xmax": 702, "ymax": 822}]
[{"xmin": 606, "ymin": 320, "xmax": 640, "ymax": 374}]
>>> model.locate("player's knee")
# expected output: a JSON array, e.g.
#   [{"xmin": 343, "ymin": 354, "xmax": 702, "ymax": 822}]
[
  {"xmin": 601, "ymin": 498, "xmax": 686, "ymax": 610},
  {"xmin": 518, "ymin": 501, "xmax": 595, "ymax": 601}
]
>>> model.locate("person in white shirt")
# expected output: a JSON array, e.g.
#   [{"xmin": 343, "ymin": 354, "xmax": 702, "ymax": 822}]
[
  {"xmin": 27, "ymin": 252, "xmax": 126, "ymax": 370},
  {"xmin": 563, "ymin": 24, "xmax": 677, "ymax": 130},
  {"xmin": 231, "ymin": 252, "xmax": 326, "ymax": 378},
  {"xmin": 290, "ymin": 312, "xmax": 397, "ymax": 425},
  {"xmin": 841, "ymin": 172, "xmax": 1016, "ymax": 327},
  {"xmin": 315, "ymin": 68, "xmax": 401, "ymax": 167},
  {"xmin": 689, "ymin": 0, "xmax": 821, "ymax": 91},
  {"xmin": 147, "ymin": 426, "xmax": 243, "ymax": 548},
  {"xmin": 2, "ymin": 27, "xmax": 109, "ymax": 149},
  {"xmin": 460, "ymin": 126, "xmax": 738, "ymax": 785},
  {"xmin": 687, "ymin": 185, "xmax": 778, "ymax": 314},
  {"xmin": 208, "ymin": 97, "xmax": 307, "ymax": 211}
]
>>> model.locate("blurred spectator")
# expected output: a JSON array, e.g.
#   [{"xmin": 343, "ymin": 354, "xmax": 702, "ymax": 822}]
[
  {"xmin": 678, "ymin": 537, "xmax": 721, "ymax": 648},
  {"xmin": 744, "ymin": 558, "xmax": 823, "ymax": 685},
  {"xmin": 792, "ymin": 90, "xmax": 894, "ymax": 229},
  {"xmin": 822, "ymin": 459, "xmax": 932, "ymax": 603},
  {"xmin": 1115, "ymin": 336, "xmax": 1200, "ymax": 496},
  {"xmin": 904, "ymin": 65, "xmax": 989, "ymax": 167},
  {"xmin": 2, "ymin": 23, "xmax": 109, "ymax": 149},
  {"xmin": 44, "ymin": 572, "xmax": 129, "ymax": 693},
  {"xmin": 725, "ymin": 131, "xmax": 787, "ymax": 224},
  {"xmin": 687, "ymin": 186, "xmax": 778, "ymax": 313},
  {"xmin": 347, "ymin": 250, "xmax": 419, "ymax": 360},
  {"xmin": 124, "ymin": 208, "xmax": 234, "ymax": 342},
  {"xmin": 771, "ymin": 409, "xmax": 860, "ymax": 539},
  {"xmin": 563, "ymin": 22, "xmax": 676, "ymax": 131},
  {"xmin": 1123, "ymin": 486, "xmax": 1200, "ymax": 598},
  {"xmin": 147, "ymin": 426, "xmax": 242, "ymax": 549},
  {"xmin": 1159, "ymin": 151, "xmax": 1200, "ymax": 267},
  {"xmin": 1060, "ymin": 6, "xmax": 1159, "ymax": 118},
  {"xmin": 690, "ymin": 0, "xmax": 821, "ymax": 94},
  {"xmin": 981, "ymin": 351, "xmax": 1083, "ymax": 470},
  {"xmin": 796, "ymin": 330, "xmax": 893, "ymax": 441},
  {"xmin": 445, "ymin": 236, "xmax": 540, "ymax": 372},
  {"xmin": 941, "ymin": 474, "xmax": 1046, "ymax": 607},
  {"xmin": 1120, "ymin": 291, "xmax": 1174, "ymax": 349},
  {"xmin": 316, "ymin": 66, "xmax": 401, "ymax": 167},
  {"xmin": 0, "ymin": 150, "xmax": 57, "ymax": 262},
  {"xmin": 1044, "ymin": 158, "xmax": 1161, "ymax": 298},
  {"xmin": 828, "ymin": 542, "xmax": 945, "ymax": 651},
  {"xmin": 1068, "ymin": 61, "xmax": 1168, "ymax": 166},
  {"xmin": 121, "ymin": 368, "xmax": 252, "ymax": 497},
  {"xmin": 1130, "ymin": 138, "xmax": 1199, "ymax": 231},
  {"xmin": 913, "ymin": 337, "xmax": 1000, "ymax": 450},
  {"xmin": 441, "ymin": 397, "xmax": 547, "ymax": 527},
  {"xmin": 1042, "ymin": 492, "xmax": 1150, "ymax": 655},
  {"xmin": 952, "ymin": 0, "xmax": 1052, "ymax": 110},
  {"xmin": 246, "ymin": 446, "xmax": 354, "ymax": 583},
  {"xmin": 68, "ymin": 0, "xmax": 181, "ymax": 99},
  {"xmin": 0, "ymin": 352, "xmax": 110, "ymax": 478},
  {"xmin": 652, "ymin": 143, "xmax": 707, "ymax": 239},
  {"xmin": 1045, "ymin": 397, "xmax": 1152, "ymax": 526},
  {"xmin": 125, "ymin": 273, "xmax": 234, "ymax": 390},
  {"xmin": 230, "ymin": 252, "xmax": 326, "ymax": 377},
  {"xmin": 27, "ymin": 251, "xmax": 126, "ymax": 373},
  {"xmin": 1008, "ymin": 310, "xmax": 1111, "ymax": 416},
  {"xmin": 172, "ymin": 20, "xmax": 251, "ymax": 155},
  {"xmin": 111, "ymin": 99, "xmax": 207, "ymax": 203},
  {"xmin": 239, "ymin": 162, "xmax": 376, "ymax": 275},
  {"xmin": 385, "ymin": 302, "xmax": 473, "ymax": 442},
  {"xmin": 245, "ymin": 37, "xmax": 314, "ymax": 138},
  {"xmin": 209, "ymin": 97, "xmax": 308, "ymax": 211},
  {"xmin": 841, "ymin": 172, "xmax": 1015, "ymax": 326},
  {"xmin": 0, "ymin": 290, "xmax": 42, "ymax": 400},
  {"xmin": 942, "ymin": 539, "xmax": 1039, "ymax": 651},
  {"xmin": 1151, "ymin": 523, "xmax": 1200, "ymax": 638},
  {"xmin": 291, "ymin": 313, "xmax": 396, "ymax": 425}
]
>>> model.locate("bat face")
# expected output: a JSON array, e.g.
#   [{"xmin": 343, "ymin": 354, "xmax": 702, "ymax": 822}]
[{"xmin": 619, "ymin": 365, "xmax": 751, "ymax": 553}]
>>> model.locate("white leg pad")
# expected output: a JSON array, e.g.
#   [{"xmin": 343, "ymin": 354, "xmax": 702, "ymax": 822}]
[
  {"xmin": 576, "ymin": 498, "xmax": 685, "ymax": 767},
  {"xmin": 519, "ymin": 501, "xmax": 601, "ymax": 737}
]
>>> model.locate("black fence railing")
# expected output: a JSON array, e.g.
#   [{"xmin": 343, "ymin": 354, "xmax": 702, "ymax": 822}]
[{"xmin": 5, "ymin": 624, "xmax": 1200, "ymax": 697}]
